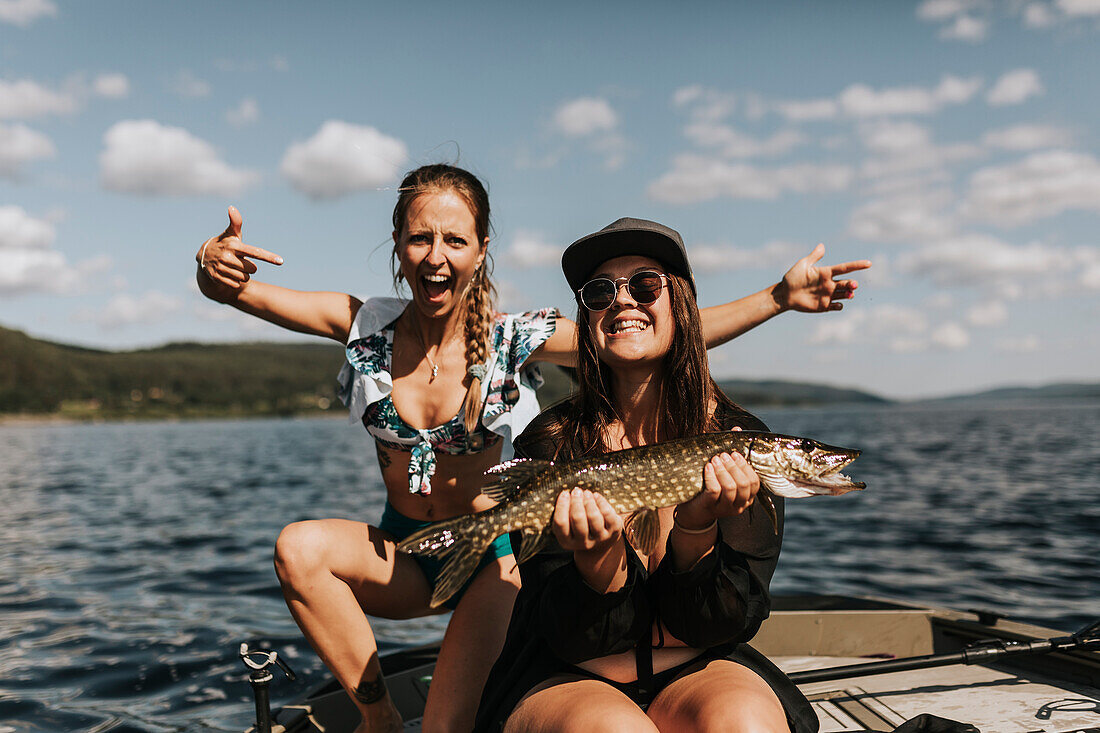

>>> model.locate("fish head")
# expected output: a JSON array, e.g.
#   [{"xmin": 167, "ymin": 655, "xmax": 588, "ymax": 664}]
[{"xmin": 747, "ymin": 434, "xmax": 865, "ymax": 497}]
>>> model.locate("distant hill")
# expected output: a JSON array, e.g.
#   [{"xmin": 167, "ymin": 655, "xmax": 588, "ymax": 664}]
[
  {"xmin": 923, "ymin": 382, "xmax": 1100, "ymax": 403},
  {"xmin": 1, "ymin": 325, "xmax": 894, "ymax": 420},
  {"xmin": 0, "ymin": 324, "xmax": 346, "ymax": 419},
  {"xmin": 716, "ymin": 379, "xmax": 889, "ymax": 407}
]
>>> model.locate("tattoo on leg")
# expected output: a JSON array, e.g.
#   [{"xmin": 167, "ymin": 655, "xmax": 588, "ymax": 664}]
[{"xmin": 354, "ymin": 673, "xmax": 387, "ymax": 705}]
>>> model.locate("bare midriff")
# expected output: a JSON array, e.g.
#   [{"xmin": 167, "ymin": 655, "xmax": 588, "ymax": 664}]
[
  {"xmin": 376, "ymin": 439, "xmax": 505, "ymax": 521},
  {"xmin": 575, "ymin": 631, "xmax": 702, "ymax": 683}
]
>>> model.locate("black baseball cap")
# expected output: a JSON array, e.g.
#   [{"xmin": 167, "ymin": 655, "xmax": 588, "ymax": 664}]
[{"xmin": 561, "ymin": 217, "xmax": 696, "ymax": 297}]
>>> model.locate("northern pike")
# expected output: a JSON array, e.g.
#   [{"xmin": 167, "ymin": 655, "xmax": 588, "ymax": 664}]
[{"xmin": 398, "ymin": 430, "xmax": 864, "ymax": 608}]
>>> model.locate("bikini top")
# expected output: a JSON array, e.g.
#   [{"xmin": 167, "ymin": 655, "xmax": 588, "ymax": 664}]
[{"xmin": 336, "ymin": 298, "xmax": 559, "ymax": 496}]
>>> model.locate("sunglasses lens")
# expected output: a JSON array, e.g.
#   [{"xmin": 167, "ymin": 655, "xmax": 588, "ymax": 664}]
[
  {"xmin": 580, "ymin": 279, "xmax": 616, "ymax": 310},
  {"xmin": 628, "ymin": 272, "xmax": 664, "ymax": 303}
]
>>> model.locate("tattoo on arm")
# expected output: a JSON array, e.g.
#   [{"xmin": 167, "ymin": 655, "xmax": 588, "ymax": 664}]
[
  {"xmin": 353, "ymin": 673, "xmax": 387, "ymax": 704},
  {"xmin": 376, "ymin": 444, "xmax": 392, "ymax": 469}
]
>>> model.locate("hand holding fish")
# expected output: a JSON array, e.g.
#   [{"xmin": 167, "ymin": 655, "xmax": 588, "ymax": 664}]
[
  {"xmin": 677, "ymin": 450, "xmax": 760, "ymax": 528},
  {"xmin": 774, "ymin": 243, "xmax": 871, "ymax": 313},
  {"xmin": 553, "ymin": 488, "xmax": 628, "ymax": 594}
]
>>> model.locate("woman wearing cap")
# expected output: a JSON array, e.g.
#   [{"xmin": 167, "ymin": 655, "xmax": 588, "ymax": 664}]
[
  {"xmin": 196, "ymin": 167, "xmax": 863, "ymax": 731},
  {"xmin": 474, "ymin": 218, "xmax": 817, "ymax": 732}
]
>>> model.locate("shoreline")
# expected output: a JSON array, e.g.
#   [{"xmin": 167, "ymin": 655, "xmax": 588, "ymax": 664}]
[{"xmin": 0, "ymin": 411, "xmax": 348, "ymax": 427}]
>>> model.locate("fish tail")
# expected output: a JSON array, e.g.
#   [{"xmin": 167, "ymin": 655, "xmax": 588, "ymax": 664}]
[{"xmin": 397, "ymin": 515, "xmax": 503, "ymax": 609}]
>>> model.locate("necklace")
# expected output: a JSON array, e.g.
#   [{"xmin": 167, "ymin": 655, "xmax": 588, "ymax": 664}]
[{"xmin": 408, "ymin": 315, "xmax": 439, "ymax": 382}]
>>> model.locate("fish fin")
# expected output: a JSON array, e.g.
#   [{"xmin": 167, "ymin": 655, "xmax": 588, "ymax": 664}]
[
  {"xmin": 625, "ymin": 508, "xmax": 660, "ymax": 556},
  {"xmin": 515, "ymin": 527, "xmax": 551, "ymax": 565},
  {"xmin": 758, "ymin": 490, "xmax": 779, "ymax": 535},
  {"xmin": 397, "ymin": 514, "xmax": 501, "ymax": 609},
  {"xmin": 481, "ymin": 458, "xmax": 552, "ymax": 502}
]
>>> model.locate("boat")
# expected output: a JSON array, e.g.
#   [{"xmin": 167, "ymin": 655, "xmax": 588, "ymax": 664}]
[{"xmin": 242, "ymin": 594, "xmax": 1100, "ymax": 732}]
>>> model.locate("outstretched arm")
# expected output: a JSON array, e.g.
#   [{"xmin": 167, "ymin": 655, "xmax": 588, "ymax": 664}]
[
  {"xmin": 196, "ymin": 207, "xmax": 362, "ymax": 343},
  {"xmin": 700, "ymin": 244, "xmax": 871, "ymax": 348},
  {"xmin": 531, "ymin": 244, "xmax": 870, "ymax": 366}
]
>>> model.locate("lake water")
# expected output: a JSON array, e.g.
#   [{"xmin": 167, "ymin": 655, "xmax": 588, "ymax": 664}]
[{"xmin": 1, "ymin": 401, "xmax": 1097, "ymax": 731}]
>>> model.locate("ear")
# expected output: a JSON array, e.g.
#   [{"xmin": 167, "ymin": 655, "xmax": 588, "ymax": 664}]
[
  {"xmin": 392, "ymin": 230, "xmax": 400, "ymax": 247},
  {"xmin": 476, "ymin": 237, "xmax": 488, "ymax": 269}
]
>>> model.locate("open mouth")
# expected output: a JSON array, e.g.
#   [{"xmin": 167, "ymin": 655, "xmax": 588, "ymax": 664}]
[
  {"xmin": 421, "ymin": 273, "xmax": 453, "ymax": 300},
  {"xmin": 608, "ymin": 318, "xmax": 649, "ymax": 335}
]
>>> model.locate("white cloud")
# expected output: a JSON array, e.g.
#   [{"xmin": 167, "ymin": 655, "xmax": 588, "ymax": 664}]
[
  {"xmin": 683, "ymin": 122, "xmax": 805, "ymax": 158},
  {"xmin": 671, "ymin": 86, "xmax": 738, "ymax": 122},
  {"xmin": 226, "ymin": 97, "xmax": 260, "ymax": 127},
  {"xmin": 860, "ymin": 120, "xmax": 932, "ymax": 153},
  {"xmin": 0, "ymin": 0, "xmax": 56, "ymax": 26},
  {"xmin": 0, "ymin": 204, "xmax": 54, "ymax": 249},
  {"xmin": 170, "ymin": 70, "xmax": 211, "ymax": 98},
  {"xmin": 690, "ymin": 240, "xmax": 805, "ymax": 271},
  {"xmin": 997, "ymin": 334, "xmax": 1040, "ymax": 352},
  {"xmin": 1023, "ymin": 2, "xmax": 1056, "ymax": 26},
  {"xmin": 503, "ymin": 231, "xmax": 562, "ymax": 269},
  {"xmin": 1057, "ymin": 0, "xmax": 1100, "ymax": 15},
  {"xmin": 895, "ymin": 234, "xmax": 1074, "ymax": 296},
  {"xmin": 848, "ymin": 190, "xmax": 955, "ymax": 243},
  {"xmin": 280, "ymin": 120, "xmax": 407, "ymax": 200},
  {"xmin": 940, "ymin": 14, "xmax": 989, "ymax": 40},
  {"xmin": 810, "ymin": 304, "xmax": 970, "ymax": 353},
  {"xmin": 76, "ymin": 291, "xmax": 182, "ymax": 329},
  {"xmin": 967, "ymin": 300, "xmax": 1008, "ymax": 326},
  {"xmin": 916, "ymin": 0, "xmax": 982, "ymax": 21},
  {"xmin": 962, "ymin": 150, "xmax": 1100, "ymax": 225},
  {"xmin": 648, "ymin": 155, "xmax": 853, "ymax": 204},
  {"xmin": 93, "ymin": 73, "xmax": 130, "ymax": 99},
  {"xmin": 774, "ymin": 98, "xmax": 838, "ymax": 122},
  {"xmin": 981, "ymin": 123, "xmax": 1072, "ymax": 150},
  {"xmin": 551, "ymin": 97, "xmax": 618, "ymax": 137},
  {"xmin": 0, "ymin": 206, "xmax": 108, "ymax": 296},
  {"xmin": 0, "ymin": 122, "xmax": 54, "ymax": 177},
  {"xmin": 857, "ymin": 120, "xmax": 983, "ymax": 183},
  {"xmin": 986, "ymin": 69, "xmax": 1043, "ymax": 106},
  {"xmin": 839, "ymin": 75, "xmax": 982, "ymax": 117},
  {"xmin": 931, "ymin": 321, "xmax": 970, "ymax": 349},
  {"xmin": 0, "ymin": 78, "xmax": 77, "ymax": 119},
  {"xmin": 100, "ymin": 119, "xmax": 259, "ymax": 197}
]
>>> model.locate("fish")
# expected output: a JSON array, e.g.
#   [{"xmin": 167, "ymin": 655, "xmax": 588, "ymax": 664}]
[{"xmin": 398, "ymin": 430, "xmax": 864, "ymax": 608}]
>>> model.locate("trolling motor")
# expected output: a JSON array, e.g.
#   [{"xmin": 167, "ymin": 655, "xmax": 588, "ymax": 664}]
[{"xmin": 240, "ymin": 643, "xmax": 297, "ymax": 733}]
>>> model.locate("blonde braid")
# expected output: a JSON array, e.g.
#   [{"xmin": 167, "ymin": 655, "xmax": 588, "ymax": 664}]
[{"xmin": 463, "ymin": 257, "xmax": 496, "ymax": 432}]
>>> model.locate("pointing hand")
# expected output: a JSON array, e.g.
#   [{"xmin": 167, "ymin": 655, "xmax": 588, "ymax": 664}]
[{"xmin": 196, "ymin": 206, "xmax": 284, "ymax": 295}]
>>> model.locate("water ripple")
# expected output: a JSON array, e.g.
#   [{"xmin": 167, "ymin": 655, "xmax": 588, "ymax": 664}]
[{"xmin": 0, "ymin": 405, "xmax": 1097, "ymax": 730}]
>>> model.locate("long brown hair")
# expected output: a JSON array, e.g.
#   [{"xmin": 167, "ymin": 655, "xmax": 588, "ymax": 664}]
[
  {"xmin": 539, "ymin": 270, "xmax": 735, "ymax": 461},
  {"xmin": 390, "ymin": 164, "xmax": 497, "ymax": 432}
]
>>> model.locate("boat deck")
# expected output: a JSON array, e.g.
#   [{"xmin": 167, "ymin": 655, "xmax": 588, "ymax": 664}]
[{"xmin": 253, "ymin": 596, "xmax": 1100, "ymax": 733}]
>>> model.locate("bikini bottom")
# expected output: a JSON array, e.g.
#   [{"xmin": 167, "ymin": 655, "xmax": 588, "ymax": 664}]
[
  {"xmin": 379, "ymin": 500, "xmax": 514, "ymax": 610},
  {"xmin": 562, "ymin": 648, "xmax": 723, "ymax": 710}
]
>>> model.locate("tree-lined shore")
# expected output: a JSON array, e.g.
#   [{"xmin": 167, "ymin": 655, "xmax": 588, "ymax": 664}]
[{"xmin": 3, "ymin": 324, "xmax": 1094, "ymax": 423}]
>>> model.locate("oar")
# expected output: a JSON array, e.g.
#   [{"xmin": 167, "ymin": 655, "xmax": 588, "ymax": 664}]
[{"xmin": 789, "ymin": 618, "xmax": 1100, "ymax": 685}]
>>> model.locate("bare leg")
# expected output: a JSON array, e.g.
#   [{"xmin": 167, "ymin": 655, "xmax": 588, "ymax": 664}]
[
  {"xmin": 421, "ymin": 555, "xmax": 520, "ymax": 733},
  {"xmin": 274, "ymin": 519, "xmax": 440, "ymax": 733},
  {"xmin": 504, "ymin": 675, "xmax": 658, "ymax": 733},
  {"xmin": 647, "ymin": 658, "xmax": 790, "ymax": 732}
]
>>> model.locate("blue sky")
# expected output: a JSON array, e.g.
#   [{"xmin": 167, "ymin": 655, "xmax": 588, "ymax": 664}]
[{"xmin": 2, "ymin": 0, "xmax": 1098, "ymax": 399}]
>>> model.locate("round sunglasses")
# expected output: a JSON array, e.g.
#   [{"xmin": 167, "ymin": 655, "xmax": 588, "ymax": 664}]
[{"xmin": 576, "ymin": 270, "xmax": 668, "ymax": 312}]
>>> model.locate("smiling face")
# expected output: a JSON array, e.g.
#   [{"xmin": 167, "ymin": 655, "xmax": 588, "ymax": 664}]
[
  {"xmin": 393, "ymin": 189, "xmax": 487, "ymax": 319},
  {"xmin": 585, "ymin": 255, "xmax": 675, "ymax": 372}
]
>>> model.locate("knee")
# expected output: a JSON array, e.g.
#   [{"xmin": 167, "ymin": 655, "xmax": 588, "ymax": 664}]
[
  {"xmin": 273, "ymin": 520, "xmax": 331, "ymax": 586},
  {"xmin": 560, "ymin": 707, "xmax": 650, "ymax": 733},
  {"xmin": 685, "ymin": 692, "xmax": 789, "ymax": 733}
]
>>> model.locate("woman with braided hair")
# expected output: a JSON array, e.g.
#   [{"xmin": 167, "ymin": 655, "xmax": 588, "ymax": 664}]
[{"xmin": 195, "ymin": 163, "xmax": 870, "ymax": 732}]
